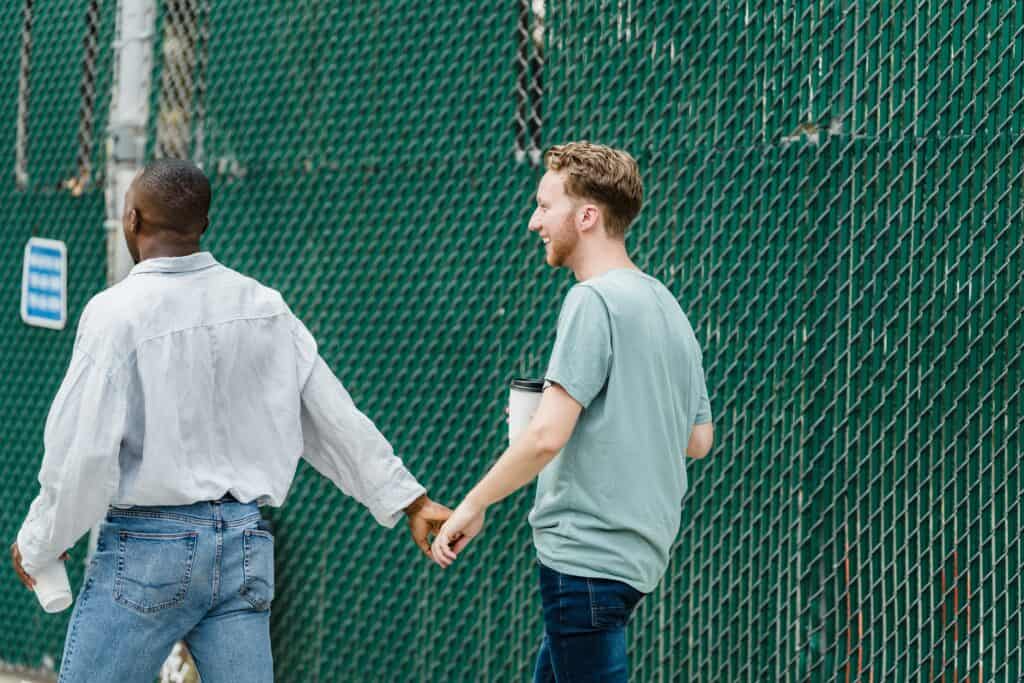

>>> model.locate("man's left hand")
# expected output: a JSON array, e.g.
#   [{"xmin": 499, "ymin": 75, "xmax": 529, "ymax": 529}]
[{"xmin": 404, "ymin": 495, "xmax": 453, "ymax": 560}]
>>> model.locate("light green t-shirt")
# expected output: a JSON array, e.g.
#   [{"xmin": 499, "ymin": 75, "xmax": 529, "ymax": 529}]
[{"xmin": 529, "ymin": 269, "xmax": 712, "ymax": 593}]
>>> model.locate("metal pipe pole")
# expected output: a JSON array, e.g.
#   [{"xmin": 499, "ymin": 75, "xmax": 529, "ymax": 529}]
[
  {"xmin": 88, "ymin": 0, "xmax": 156, "ymax": 565},
  {"xmin": 104, "ymin": 0, "xmax": 156, "ymax": 286}
]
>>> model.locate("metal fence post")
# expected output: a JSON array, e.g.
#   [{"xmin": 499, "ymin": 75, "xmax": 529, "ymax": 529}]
[{"xmin": 85, "ymin": 0, "xmax": 156, "ymax": 567}]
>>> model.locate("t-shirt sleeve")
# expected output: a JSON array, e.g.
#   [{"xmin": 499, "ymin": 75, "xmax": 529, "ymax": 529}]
[
  {"xmin": 693, "ymin": 341, "xmax": 712, "ymax": 424},
  {"xmin": 694, "ymin": 367, "xmax": 712, "ymax": 424},
  {"xmin": 544, "ymin": 285, "xmax": 612, "ymax": 409}
]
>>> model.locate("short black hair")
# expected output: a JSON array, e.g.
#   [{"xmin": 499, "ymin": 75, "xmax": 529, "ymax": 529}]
[{"xmin": 135, "ymin": 158, "xmax": 211, "ymax": 233}]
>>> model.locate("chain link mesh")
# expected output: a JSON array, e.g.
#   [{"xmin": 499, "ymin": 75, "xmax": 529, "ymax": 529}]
[
  {"xmin": 515, "ymin": 0, "xmax": 544, "ymax": 165},
  {"xmin": 2, "ymin": 2, "xmax": 1022, "ymax": 681},
  {"xmin": 71, "ymin": 0, "xmax": 102, "ymax": 195},
  {"xmin": 152, "ymin": 0, "xmax": 208, "ymax": 163},
  {"xmin": 0, "ymin": 0, "xmax": 115, "ymax": 674}
]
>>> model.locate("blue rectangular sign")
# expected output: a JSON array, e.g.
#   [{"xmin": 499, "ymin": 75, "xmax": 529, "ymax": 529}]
[{"xmin": 21, "ymin": 238, "xmax": 67, "ymax": 330}]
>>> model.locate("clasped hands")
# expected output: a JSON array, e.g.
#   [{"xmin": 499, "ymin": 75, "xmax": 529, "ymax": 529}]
[{"xmin": 405, "ymin": 494, "xmax": 484, "ymax": 568}]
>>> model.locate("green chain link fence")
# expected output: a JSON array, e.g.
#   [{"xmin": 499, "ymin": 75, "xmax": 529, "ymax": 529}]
[
  {"xmin": 0, "ymin": 0, "xmax": 114, "ymax": 674},
  {"xmin": 1, "ymin": 2, "xmax": 1022, "ymax": 681}
]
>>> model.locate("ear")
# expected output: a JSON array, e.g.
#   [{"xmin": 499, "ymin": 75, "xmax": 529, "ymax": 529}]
[
  {"xmin": 200, "ymin": 217, "xmax": 210, "ymax": 236},
  {"xmin": 127, "ymin": 208, "xmax": 141, "ymax": 234},
  {"xmin": 577, "ymin": 204, "xmax": 601, "ymax": 233}
]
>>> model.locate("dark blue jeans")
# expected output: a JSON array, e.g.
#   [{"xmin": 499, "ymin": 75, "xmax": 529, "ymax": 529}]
[{"xmin": 534, "ymin": 562, "xmax": 645, "ymax": 683}]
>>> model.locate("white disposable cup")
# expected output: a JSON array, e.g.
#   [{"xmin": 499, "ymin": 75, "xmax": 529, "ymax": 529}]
[
  {"xmin": 509, "ymin": 378, "xmax": 544, "ymax": 443},
  {"xmin": 33, "ymin": 560, "xmax": 72, "ymax": 613}
]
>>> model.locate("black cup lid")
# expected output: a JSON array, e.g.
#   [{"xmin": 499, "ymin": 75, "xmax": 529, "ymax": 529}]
[{"xmin": 510, "ymin": 377, "xmax": 545, "ymax": 392}]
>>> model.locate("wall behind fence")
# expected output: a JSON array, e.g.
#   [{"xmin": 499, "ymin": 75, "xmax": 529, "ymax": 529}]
[{"xmin": 1, "ymin": 2, "xmax": 1021, "ymax": 681}]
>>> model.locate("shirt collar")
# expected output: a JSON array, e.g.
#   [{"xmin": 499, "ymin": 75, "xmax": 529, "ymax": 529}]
[{"xmin": 130, "ymin": 252, "xmax": 219, "ymax": 276}]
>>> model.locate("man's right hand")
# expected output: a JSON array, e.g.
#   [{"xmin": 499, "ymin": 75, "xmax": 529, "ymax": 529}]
[
  {"xmin": 10, "ymin": 543, "xmax": 34, "ymax": 590},
  {"xmin": 10, "ymin": 544, "xmax": 69, "ymax": 590},
  {"xmin": 431, "ymin": 499, "xmax": 486, "ymax": 568}
]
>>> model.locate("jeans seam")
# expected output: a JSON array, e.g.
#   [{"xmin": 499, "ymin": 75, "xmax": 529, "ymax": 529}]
[
  {"xmin": 556, "ymin": 569, "xmax": 564, "ymax": 627},
  {"xmin": 211, "ymin": 507, "xmax": 223, "ymax": 608},
  {"xmin": 58, "ymin": 575, "xmax": 92, "ymax": 682},
  {"xmin": 107, "ymin": 509, "xmax": 260, "ymax": 528},
  {"xmin": 226, "ymin": 513, "xmax": 262, "ymax": 528},
  {"xmin": 586, "ymin": 577, "xmax": 598, "ymax": 629},
  {"xmin": 107, "ymin": 509, "xmax": 217, "ymax": 526},
  {"xmin": 115, "ymin": 530, "xmax": 197, "ymax": 540}
]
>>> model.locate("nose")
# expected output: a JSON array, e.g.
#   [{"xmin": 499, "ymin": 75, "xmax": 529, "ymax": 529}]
[{"xmin": 528, "ymin": 209, "xmax": 541, "ymax": 232}]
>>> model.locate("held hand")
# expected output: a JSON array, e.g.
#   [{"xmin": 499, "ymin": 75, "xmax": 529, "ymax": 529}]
[
  {"xmin": 430, "ymin": 500, "xmax": 486, "ymax": 569},
  {"xmin": 9, "ymin": 544, "xmax": 69, "ymax": 591},
  {"xmin": 404, "ymin": 495, "xmax": 453, "ymax": 560}
]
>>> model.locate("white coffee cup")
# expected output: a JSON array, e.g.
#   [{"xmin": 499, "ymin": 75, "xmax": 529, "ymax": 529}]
[
  {"xmin": 509, "ymin": 378, "xmax": 545, "ymax": 443},
  {"xmin": 33, "ymin": 560, "xmax": 72, "ymax": 613}
]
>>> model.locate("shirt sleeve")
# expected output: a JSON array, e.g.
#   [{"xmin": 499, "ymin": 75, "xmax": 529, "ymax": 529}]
[
  {"xmin": 16, "ymin": 348, "xmax": 128, "ymax": 575},
  {"xmin": 544, "ymin": 285, "xmax": 612, "ymax": 408},
  {"xmin": 694, "ymin": 365, "xmax": 712, "ymax": 425},
  {"xmin": 299, "ymin": 356, "xmax": 425, "ymax": 527}
]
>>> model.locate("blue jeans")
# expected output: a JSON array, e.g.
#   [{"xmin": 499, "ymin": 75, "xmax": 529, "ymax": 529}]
[
  {"xmin": 58, "ymin": 499, "xmax": 275, "ymax": 682},
  {"xmin": 533, "ymin": 562, "xmax": 645, "ymax": 683}
]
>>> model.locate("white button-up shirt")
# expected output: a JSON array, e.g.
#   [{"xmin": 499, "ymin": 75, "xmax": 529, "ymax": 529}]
[{"xmin": 17, "ymin": 252, "xmax": 424, "ymax": 573}]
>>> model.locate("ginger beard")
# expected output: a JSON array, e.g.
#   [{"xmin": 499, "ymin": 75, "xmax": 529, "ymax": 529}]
[{"xmin": 543, "ymin": 210, "xmax": 579, "ymax": 268}]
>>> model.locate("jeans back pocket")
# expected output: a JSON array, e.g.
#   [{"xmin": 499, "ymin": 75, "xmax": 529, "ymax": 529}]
[
  {"xmin": 589, "ymin": 577, "xmax": 645, "ymax": 629},
  {"xmin": 240, "ymin": 529, "xmax": 275, "ymax": 611},
  {"xmin": 114, "ymin": 531, "xmax": 198, "ymax": 614}
]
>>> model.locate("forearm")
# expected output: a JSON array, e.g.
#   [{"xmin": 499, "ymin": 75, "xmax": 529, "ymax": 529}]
[
  {"xmin": 686, "ymin": 422, "xmax": 714, "ymax": 459},
  {"xmin": 19, "ymin": 370, "xmax": 124, "ymax": 572},
  {"xmin": 303, "ymin": 417, "xmax": 426, "ymax": 527},
  {"xmin": 17, "ymin": 482, "xmax": 111, "ymax": 574},
  {"xmin": 16, "ymin": 493, "xmax": 63, "ymax": 574},
  {"xmin": 464, "ymin": 427, "xmax": 559, "ymax": 510},
  {"xmin": 301, "ymin": 357, "xmax": 426, "ymax": 526}
]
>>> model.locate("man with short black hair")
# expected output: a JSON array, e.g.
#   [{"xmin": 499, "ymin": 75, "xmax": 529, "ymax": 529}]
[
  {"xmin": 10, "ymin": 159, "xmax": 449, "ymax": 682},
  {"xmin": 433, "ymin": 142, "xmax": 714, "ymax": 682}
]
